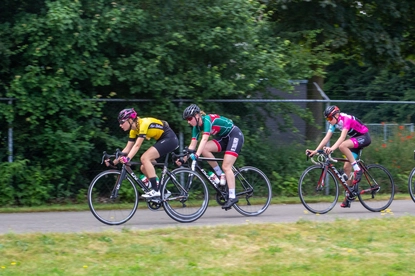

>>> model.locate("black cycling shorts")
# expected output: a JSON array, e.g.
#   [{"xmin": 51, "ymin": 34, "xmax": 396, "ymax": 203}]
[{"xmin": 213, "ymin": 126, "xmax": 244, "ymax": 157}]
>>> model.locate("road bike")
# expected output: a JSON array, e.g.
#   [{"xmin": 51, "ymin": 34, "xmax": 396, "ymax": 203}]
[
  {"xmin": 298, "ymin": 150, "xmax": 395, "ymax": 214},
  {"xmin": 160, "ymin": 151, "xmax": 272, "ymax": 223},
  {"xmin": 407, "ymin": 151, "xmax": 415, "ymax": 203},
  {"xmin": 88, "ymin": 149, "xmax": 175, "ymax": 225}
]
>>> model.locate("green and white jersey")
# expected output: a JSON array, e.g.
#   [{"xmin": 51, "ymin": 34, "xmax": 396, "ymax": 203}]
[{"xmin": 191, "ymin": 114, "xmax": 234, "ymax": 140}]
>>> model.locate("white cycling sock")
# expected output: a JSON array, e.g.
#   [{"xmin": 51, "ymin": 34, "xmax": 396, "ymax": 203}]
[{"xmin": 351, "ymin": 162, "xmax": 360, "ymax": 171}]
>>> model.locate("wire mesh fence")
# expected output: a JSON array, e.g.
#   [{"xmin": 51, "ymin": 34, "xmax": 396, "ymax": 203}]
[
  {"xmin": 367, "ymin": 123, "xmax": 414, "ymax": 142},
  {"xmin": 2, "ymin": 97, "xmax": 415, "ymax": 164},
  {"xmin": 3, "ymin": 96, "xmax": 415, "ymax": 203}
]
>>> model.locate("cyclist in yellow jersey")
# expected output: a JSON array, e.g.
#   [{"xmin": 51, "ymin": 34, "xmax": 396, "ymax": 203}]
[{"xmin": 105, "ymin": 108, "xmax": 179, "ymax": 198}]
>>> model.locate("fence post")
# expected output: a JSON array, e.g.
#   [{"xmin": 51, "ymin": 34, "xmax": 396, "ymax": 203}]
[
  {"xmin": 313, "ymin": 82, "xmax": 331, "ymax": 144},
  {"xmin": 8, "ymin": 99, "xmax": 13, "ymax": 162}
]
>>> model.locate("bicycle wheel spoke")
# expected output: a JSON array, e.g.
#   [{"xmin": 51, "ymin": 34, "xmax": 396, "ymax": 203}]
[
  {"xmin": 408, "ymin": 168, "xmax": 415, "ymax": 203},
  {"xmin": 162, "ymin": 168, "xmax": 209, "ymax": 223},
  {"xmin": 298, "ymin": 165, "xmax": 338, "ymax": 214},
  {"xmin": 88, "ymin": 170, "xmax": 138, "ymax": 225},
  {"xmin": 357, "ymin": 164, "xmax": 394, "ymax": 212},
  {"xmin": 233, "ymin": 166, "xmax": 272, "ymax": 216}
]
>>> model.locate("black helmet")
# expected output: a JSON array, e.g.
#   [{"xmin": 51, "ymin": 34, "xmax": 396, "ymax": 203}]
[
  {"xmin": 182, "ymin": 104, "xmax": 200, "ymax": 120},
  {"xmin": 118, "ymin": 108, "xmax": 137, "ymax": 123},
  {"xmin": 324, "ymin": 105, "xmax": 340, "ymax": 118}
]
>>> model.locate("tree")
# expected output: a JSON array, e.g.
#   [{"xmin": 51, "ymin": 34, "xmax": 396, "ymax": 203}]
[
  {"xmin": 324, "ymin": 60, "xmax": 415, "ymax": 123},
  {"xmin": 0, "ymin": 0, "xmax": 316, "ymax": 205},
  {"xmin": 265, "ymin": 0, "xmax": 415, "ymax": 140}
]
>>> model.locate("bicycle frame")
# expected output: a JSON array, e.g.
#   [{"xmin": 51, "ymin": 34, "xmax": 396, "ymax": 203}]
[
  {"xmin": 317, "ymin": 159, "xmax": 353, "ymax": 195},
  {"xmin": 300, "ymin": 150, "xmax": 394, "ymax": 214},
  {"xmin": 312, "ymin": 152, "xmax": 380, "ymax": 197},
  {"xmin": 162, "ymin": 151, "xmax": 272, "ymax": 221},
  {"xmin": 191, "ymin": 157, "xmax": 255, "ymax": 202},
  {"xmin": 108, "ymin": 152, "xmax": 172, "ymax": 203}
]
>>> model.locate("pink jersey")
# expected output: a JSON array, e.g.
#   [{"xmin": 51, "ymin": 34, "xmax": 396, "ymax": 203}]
[{"xmin": 328, "ymin": 113, "xmax": 368, "ymax": 137}]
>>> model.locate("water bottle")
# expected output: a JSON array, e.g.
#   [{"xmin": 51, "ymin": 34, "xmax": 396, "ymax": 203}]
[
  {"xmin": 140, "ymin": 174, "xmax": 152, "ymax": 188},
  {"xmin": 340, "ymin": 173, "xmax": 348, "ymax": 183},
  {"xmin": 208, "ymin": 171, "xmax": 220, "ymax": 185},
  {"xmin": 220, "ymin": 173, "xmax": 226, "ymax": 186}
]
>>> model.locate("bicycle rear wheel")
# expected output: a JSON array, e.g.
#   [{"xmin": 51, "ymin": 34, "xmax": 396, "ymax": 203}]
[
  {"xmin": 88, "ymin": 170, "xmax": 139, "ymax": 225},
  {"xmin": 298, "ymin": 165, "xmax": 339, "ymax": 214},
  {"xmin": 408, "ymin": 167, "xmax": 415, "ymax": 203},
  {"xmin": 161, "ymin": 168, "xmax": 209, "ymax": 223},
  {"xmin": 357, "ymin": 164, "xmax": 394, "ymax": 212},
  {"xmin": 233, "ymin": 166, "xmax": 272, "ymax": 216}
]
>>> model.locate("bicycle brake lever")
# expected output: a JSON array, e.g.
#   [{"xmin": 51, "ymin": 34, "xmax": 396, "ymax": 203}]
[
  {"xmin": 101, "ymin": 151, "xmax": 108, "ymax": 164},
  {"xmin": 115, "ymin": 148, "xmax": 127, "ymax": 159},
  {"xmin": 306, "ymin": 150, "xmax": 311, "ymax": 161}
]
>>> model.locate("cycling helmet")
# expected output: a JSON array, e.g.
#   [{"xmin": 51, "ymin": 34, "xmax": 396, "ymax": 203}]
[
  {"xmin": 118, "ymin": 108, "xmax": 137, "ymax": 123},
  {"xmin": 182, "ymin": 104, "xmax": 200, "ymax": 120},
  {"xmin": 324, "ymin": 105, "xmax": 340, "ymax": 118}
]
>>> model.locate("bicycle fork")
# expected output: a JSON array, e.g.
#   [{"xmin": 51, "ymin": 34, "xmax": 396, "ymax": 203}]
[
  {"xmin": 111, "ymin": 170, "xmax": 127, "ymax": 199},
  {"xmin": 318, "ymin": 165, "xmax": 357, "ymax": 197}
]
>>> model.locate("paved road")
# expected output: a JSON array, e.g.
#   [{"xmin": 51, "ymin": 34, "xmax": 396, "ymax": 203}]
[{"xmin": 1, "ymin": 200, "xmax": 414, "ymax": 234}]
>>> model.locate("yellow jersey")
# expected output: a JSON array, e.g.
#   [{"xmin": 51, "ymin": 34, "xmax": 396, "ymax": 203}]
[{"xmin": 128, "ymin": 118, "xmax": 166, "ymax": 141}]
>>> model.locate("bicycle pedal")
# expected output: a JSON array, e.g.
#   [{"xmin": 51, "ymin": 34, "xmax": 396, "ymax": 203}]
[{"xmin": 149, "ymin": 198, "xmax": 161, "ymax": 203}]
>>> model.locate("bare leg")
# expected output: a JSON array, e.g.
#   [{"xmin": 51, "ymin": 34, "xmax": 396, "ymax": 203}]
[{"xmin": 201, "ymin": 141, "xmax": 221, "ymax": 169}]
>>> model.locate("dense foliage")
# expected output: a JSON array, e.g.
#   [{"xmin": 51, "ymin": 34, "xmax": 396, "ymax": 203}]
[
  {"xmin": 0, "ymin": 0, "xmax": 315, "ymax": 205},
  {"xmin": 0, "ymin": 0, "xmax": 415, "ymax": 205},
  {"xmin": 324, "ymin": 61, "xmax": 415, "ymax": 123}
]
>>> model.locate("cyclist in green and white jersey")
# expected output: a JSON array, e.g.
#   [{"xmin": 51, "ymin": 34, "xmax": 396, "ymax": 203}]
[{"xmin": 178, "ymin": 104, "xmax": 244, "ymax": 210}]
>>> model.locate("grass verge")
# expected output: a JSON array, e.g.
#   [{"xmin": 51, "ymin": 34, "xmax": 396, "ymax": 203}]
[{"xmin": 1, "ymin": 215, "xmax": 415, "ymax": 275}]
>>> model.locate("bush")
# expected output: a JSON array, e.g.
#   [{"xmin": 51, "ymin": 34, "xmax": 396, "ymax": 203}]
[
  {"xmin": 364, "ymin": 126, "xmax": 415, "ymax": 194},
  {"xmin": 0, "ymin": 160, "xmax": 53, "ymax": 206}
]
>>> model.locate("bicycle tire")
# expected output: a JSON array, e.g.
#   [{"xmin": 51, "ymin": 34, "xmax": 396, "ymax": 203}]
[
  {"xmin": 298, "ymin": 165, "xmax": 339, "ymax": 214},
  {"xmin": 408, "ymin": 167, "xmax": 415, "ymax": 203},
  {"xmin": 232, "ymin": 166, "xmax": 272, "ymax": 216},
  {"xmin": 161, "ymin": 167, "xmax": 209, "ymax": 223},
  {"xmin": 88, "ymin": 170, "xmax": 139, "ymax": 225},
  {"xmin": 357, "ymin": 164, "xmax": 395, "ymax": 212}
]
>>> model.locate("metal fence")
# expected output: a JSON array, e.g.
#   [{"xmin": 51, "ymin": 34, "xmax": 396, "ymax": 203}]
[
  {"xmin": 2, "ymin": 97, "xmax": 415, "ymax": 163},
  {"xmin": 367, "ymin": 123, "xmax": 414, "ymax": 142}
]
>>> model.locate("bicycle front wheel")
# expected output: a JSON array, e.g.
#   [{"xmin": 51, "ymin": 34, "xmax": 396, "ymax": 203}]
[
  {"xmin": 161, "ymin": 168, "xmax": 209, "ymax": 223},
  {"xmin": 357, "ymin": 164, "xmax": 394, "ymax": 212},
  {"xmin": 408, "ymin": 167, "xmax": 415, "ymax": 203},
  {"xmin": 298, "ymin": 165, "xmax": 339, "ymax": 214},
  {"xmin": 233, "ymin": 166, "xmax": 272, "ymax": 216},
  {"xmin": 88, "ymin": 170, "xmax": 139, "ymax": 225}
]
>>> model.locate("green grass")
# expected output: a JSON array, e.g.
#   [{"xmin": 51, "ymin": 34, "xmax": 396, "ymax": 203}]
[{"xmin": 1, "ymin": 215, "xmax": 415, "ymax": 275}]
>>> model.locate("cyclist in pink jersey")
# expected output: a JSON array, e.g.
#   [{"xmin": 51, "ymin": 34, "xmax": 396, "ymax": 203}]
[
  {"xmin": 306, "ymin": 105, "xmax": 371, "ymax": 208},
  {"xmin": 177, "ymin": 104, "xmax": 245, "ymax": 210}
]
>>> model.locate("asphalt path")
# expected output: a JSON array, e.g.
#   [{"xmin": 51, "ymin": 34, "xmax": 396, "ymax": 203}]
[{"xmin": 1, "ymin": 200, "xmax": 414, "ymax": 234}]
